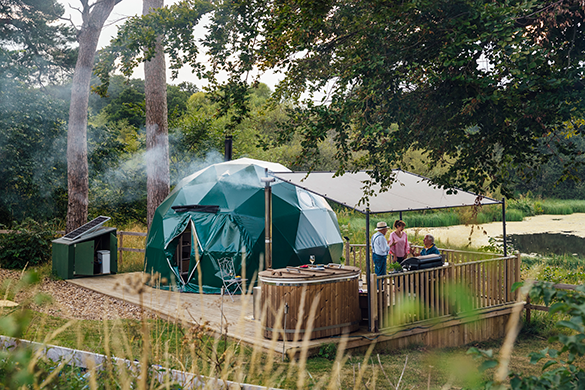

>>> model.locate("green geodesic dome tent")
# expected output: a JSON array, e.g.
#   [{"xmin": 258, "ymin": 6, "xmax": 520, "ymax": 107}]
[{"xmin": 144, "ymin": 158, "xmax": 344, "ymax": 294}]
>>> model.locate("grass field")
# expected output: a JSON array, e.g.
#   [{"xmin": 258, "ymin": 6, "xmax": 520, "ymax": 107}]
[{"xmin": 2, "ymin": 199, "xmax": 585, "ymax": 388}]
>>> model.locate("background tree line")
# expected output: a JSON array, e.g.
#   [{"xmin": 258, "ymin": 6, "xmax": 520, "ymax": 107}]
[
  {"xmin": 1, "ymin": 0, "xmax": 584, "ymax": 230},
  {"xmin": 2, "ymin": 69, "xmax": 583, "ymax": 228}
]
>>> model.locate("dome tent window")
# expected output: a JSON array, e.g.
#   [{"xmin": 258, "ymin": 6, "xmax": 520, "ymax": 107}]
[{"xmin": 299, "ymin": 190, "xmax": 315, "ymax": 208}]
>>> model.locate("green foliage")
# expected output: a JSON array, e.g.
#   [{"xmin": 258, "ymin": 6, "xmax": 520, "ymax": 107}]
[
  {"xmin": 101, "ymin": 79, "xmax": 146, "ymax": 128},
  {"xmin": 0, "ymin": 0, "xmax": 76, "ymax": 85},
  {"xmin": 94, "ymin": 0, "xmax": 212, "ymax": 96},
  {"xmin": 473, "ymin": 282, "xmax": 585, "ymax": 388},
  {"xmin": 170, "ymin": 84, "xmax": 299, "ymax": 178},
  {"xmin": 508, "ymin": 196, "xmax": 535, "ymax": 217},
  {"xmin": 316, "ymin": 343, "xmax": 337, "ymax": 360},
  {"xmin": 388, "ymin": 262, "xmax": 403, "ymax": 272},
  {"xmin": 541, "ymin": 203, "xmax": 574, "ymax": 215},
  {"xmin": 92, "ymin": 76, "xmax": 196, "ymax": 129},
  {"xmin": 0, "ymin": 78, "xmax": 69, "ymax": 225},
  {"xmin": 467, "ymin": 347, "xmax": 498, "ymax": 373},
  {"xmin": 479, "ymin": 237, "xmax": 505, "ymax": 254},
  {"xmin": 512, "ymin": 134, "xmax": 585, "ymax": 200},
  {"xmin": 0, "ymin": 219, "xmax": 58, "ymax": 269},
  {"xmin": 201, "ymin": 0, "xmax": 585, "ymax": 200},
  {"xmin": 403, "ymin": 212, "xmax": 461, "ymax": 228},
  {"xmin": 532, "ymin": 263, "xmax": 585, "ymax": 285}
]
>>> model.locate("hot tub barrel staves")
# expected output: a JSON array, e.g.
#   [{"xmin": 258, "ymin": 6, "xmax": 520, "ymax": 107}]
[{"xmin": 259, "ymin": 265, "xmax": 361, "ymax": 341}]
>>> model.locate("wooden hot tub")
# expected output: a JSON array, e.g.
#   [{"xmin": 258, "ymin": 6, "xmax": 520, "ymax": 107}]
[{"xmin": 258, "ymin": 265, "xmax": 361, "ymax": 340}]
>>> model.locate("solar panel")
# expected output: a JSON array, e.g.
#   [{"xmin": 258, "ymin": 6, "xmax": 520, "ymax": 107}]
[{"xmin": 62, "ymin": 216, "xmax": 111, "ymax": 241}]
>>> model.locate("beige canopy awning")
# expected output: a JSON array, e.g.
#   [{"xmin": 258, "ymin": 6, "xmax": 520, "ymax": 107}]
[
  {"xmin": 271, "ymin": 170, "xmax": 501, "ymax": 214},
  {"xmin": 267, "ymin": 169, "xmax": 506, "ymax": 332}
]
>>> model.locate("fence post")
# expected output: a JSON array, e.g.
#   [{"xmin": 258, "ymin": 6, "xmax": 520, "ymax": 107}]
[
  {"xmin": 515, "ymin": 252, "xmax": 521, "ymax": 300},
  {"xmin": 344, "ymin": 240, "xmax": 350, "ymax": 267},
  {"xmin": 118, "ymin": 232, "xmax": 124, "ymax": 267},
  {"xmin": 525, "ymin": 296, "xmax": 531, "ymax": 325}
]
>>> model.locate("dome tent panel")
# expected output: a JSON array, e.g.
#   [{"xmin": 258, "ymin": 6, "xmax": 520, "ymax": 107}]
[
  {"xmin": 201, "ymin": 181, "xmax": 257, "ymax": 211},
  {"xmin": 145, "ymin": 213, "xmax": 191, "ymax": 286},
  {"xmin": 179, "ymin": 181, "xmax": 217, "ymax": 205},
  {"xmin": 271, "ymin": 223, "xmax": 302, "ymax": 267},
  {"xmin": 233, "ymin": 191, "xmax": 265, "ymax": 217},
  {"xmin": 302, "ymin": 208, "xmax": 344, "ymax": 246},
  {"xmin": 198, "ymin": 185, "xmax": 230, "ymax": 209},
  {"xmin": 293, "ymin": 213, "xmax": 342, "ymax": 264}
]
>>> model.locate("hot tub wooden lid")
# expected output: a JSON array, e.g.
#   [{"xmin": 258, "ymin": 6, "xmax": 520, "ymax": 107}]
[{"xmin": 259, "ymin": 265, "xmax": 360, "ymax": 285}]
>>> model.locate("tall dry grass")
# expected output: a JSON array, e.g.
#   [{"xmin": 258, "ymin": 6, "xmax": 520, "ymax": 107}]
[{"xmin": 0, "ymin": 267, "xmax": 539, "ymax": 389}]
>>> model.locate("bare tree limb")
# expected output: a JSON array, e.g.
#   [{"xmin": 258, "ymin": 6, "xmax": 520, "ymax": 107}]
[
  {"xmin": 378, "ymin": 354, "xmax": 395, "ymax": 388},
  {"xmin": 396, "ymin": 355, "xmax": 408, "ymax": 390}
]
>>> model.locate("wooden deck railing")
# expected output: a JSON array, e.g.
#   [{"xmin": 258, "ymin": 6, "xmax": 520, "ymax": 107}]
[
  {"xmin": 343, "ymin": 242, "xmax": 504, "ymax": 271},
  {"xmin": 373, "ymin": 253, "xmax": 521, "ymax": 330}
]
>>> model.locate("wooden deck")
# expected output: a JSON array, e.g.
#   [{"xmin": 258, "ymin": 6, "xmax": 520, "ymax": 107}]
[
  {"xmin": 68, "ymin": 271, "xmax": 519, "ymax": 355},
  {"xmin": 67, "ymin": 272, "xmax": 381, "ymax": 356}
]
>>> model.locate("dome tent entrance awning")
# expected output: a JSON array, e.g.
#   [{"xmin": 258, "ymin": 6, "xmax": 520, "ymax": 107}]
[
  {"xmin": 270, "ymin": 170, "xmax": 501, "ymax": 213},
  {"xmin": 270, "ymin": 169, "xmax": 506, "ymax": 333}
]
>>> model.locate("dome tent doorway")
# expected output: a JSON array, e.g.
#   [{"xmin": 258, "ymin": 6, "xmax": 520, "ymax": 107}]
[{"xmin": 144, "ymin": 158, "xmax": 344, "ymax": 294}]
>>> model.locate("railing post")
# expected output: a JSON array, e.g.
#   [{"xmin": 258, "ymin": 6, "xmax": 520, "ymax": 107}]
[
  {"xmin": 371, "ymin": 273, "xmax": 378, "ymax": 332},
  {"xmin": 449, "ymin": 262, "xmax": 455, "ymax": 315},
  {"xmin": 525, "ymin": 296, "xmax": 531, "ymax": 325},
  {"xmin": 344, "ymin": 240, "xmax": 350, "ymax": 267}
]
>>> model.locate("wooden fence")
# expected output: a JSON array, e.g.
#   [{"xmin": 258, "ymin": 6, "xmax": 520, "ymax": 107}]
[
  {"xmin": 117, "ymin": 231, "xmax": 147, "ymax": 265},
  {"xmin": 372, "ymin": 253, "xmax": 521, "ymax": 331},
  {"xmin": 524, "ymin": 283, "xmax": 580, "ymax": 324},
  {"xmin": 0, "ymin": 229, "xmax": 147, "ymax": 267}
]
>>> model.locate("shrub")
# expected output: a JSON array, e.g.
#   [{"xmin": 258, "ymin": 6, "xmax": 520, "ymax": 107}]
[
  {"xmin": 476, "ymin": 209, "xmax": 502, "ymax": 224},
  {"xmin": 508, "ymin": 197, "xmax": 534, "ymax": 216},
  {"xmin": 0, "ymin": 219, "xmax": 58, "ymax": 269},
  {"xmin": 317, "ymin": 343, "xmax": 337, "ymax": 360},
  {"xmin": 505, "ymin": 209, "xmax": 525, "ymax": 221}
]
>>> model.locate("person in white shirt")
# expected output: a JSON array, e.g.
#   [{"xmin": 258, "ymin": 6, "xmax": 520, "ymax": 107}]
[{"xmin": 371, "ymin": 221, "xmax": 390, "ymax": 276}]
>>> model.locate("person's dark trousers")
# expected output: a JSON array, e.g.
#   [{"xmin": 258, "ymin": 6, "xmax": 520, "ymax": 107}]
[
  {"xmin": 394, "ymin": 256, "xmax": 405, "ymax": 288},
  {"xmin": 373, "ymin": 253, "xmax": 387, "ymax": 289}
]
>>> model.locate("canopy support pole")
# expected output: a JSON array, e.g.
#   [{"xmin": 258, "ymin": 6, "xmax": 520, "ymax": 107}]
[
  {"xmin": 262, "ymin": 171, "xmax": 275, "ymax": 270},
  {"xmin": 502, "ymin": 197, "xmax": 507, "ymax": 256},
  {"xmin": 365, "ymin": 208, "xmax": 372, "ymax": 332}
]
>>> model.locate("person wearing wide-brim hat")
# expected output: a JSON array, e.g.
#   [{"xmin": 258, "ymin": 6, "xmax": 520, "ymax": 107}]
[{"xmin": 371, "ymin": 221, "xmax": 390, "ymax": 277}]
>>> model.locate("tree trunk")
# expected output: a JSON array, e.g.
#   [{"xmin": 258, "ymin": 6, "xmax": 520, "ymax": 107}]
[
  {"xmin": 66, "ymin": 0, "xmax": 120, "ymax": 233},
  {"xmin": 144, "ymin": 0, "xmax": 170, "ymax": 229}
]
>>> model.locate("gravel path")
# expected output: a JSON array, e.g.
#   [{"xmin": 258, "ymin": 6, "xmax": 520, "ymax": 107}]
[{"xmin": 0, "ymin": 269, "xmax": 156, "ymax": 321}]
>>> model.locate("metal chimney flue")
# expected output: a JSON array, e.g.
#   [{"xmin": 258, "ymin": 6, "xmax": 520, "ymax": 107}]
[{"xmin": 224, "ymin": 135, "xmax": 233, "ymax": 161}]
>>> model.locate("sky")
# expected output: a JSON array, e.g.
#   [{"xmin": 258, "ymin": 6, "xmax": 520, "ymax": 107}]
[{"xmin": 58, "ymin": 0, "xmax": 282, "ymax": 90}]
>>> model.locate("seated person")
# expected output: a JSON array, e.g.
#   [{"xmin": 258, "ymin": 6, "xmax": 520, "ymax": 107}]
[{"xmin": 419, "ymin": 234, "xmax": 440, "ymax": 256}]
